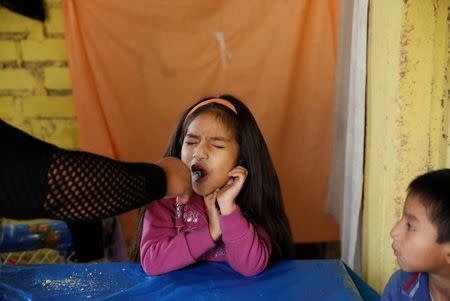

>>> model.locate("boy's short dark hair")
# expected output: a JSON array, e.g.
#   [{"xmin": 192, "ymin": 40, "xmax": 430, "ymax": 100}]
[{"xmin": 408, "ymin": 169, "xmax": 450, "ymax": 243}]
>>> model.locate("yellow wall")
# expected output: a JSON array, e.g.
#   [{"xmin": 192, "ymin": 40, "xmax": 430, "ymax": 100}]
[
  {"xmin": 0, "ymin": 0, "xmax": 78, "ymax": 149},
  {"xmin": 364, "ymin": 0, "xmax": 449, "ymax": 292},
  {"xmin": 448, "ymin": 10, "xmax": 450, "ymax": 168}
]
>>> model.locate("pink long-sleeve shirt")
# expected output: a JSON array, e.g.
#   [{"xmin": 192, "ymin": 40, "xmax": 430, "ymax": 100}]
[{"xmin": 140, "ymin": 193, "xmax": 271, "ymax": 277}]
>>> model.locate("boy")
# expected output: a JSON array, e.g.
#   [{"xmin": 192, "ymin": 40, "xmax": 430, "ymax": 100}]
[{"xmin": 381, "ymin": 169, "xmax": 450, "ymax": 301}]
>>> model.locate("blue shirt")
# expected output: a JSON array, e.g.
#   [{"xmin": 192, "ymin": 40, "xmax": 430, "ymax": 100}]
[{"xmin": 381, "ymin": 270, "xmax": 431, "ymax": 301}]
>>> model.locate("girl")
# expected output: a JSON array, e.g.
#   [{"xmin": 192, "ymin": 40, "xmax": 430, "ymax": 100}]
[{"xmin": 134, "ymin": 95, "xmax": 293, "ymax": 277}]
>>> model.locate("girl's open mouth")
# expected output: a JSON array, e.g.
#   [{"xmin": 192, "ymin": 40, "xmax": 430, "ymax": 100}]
[{"xmin": 191, "ymin": 165, "xmax": 208, "ymax": 183}]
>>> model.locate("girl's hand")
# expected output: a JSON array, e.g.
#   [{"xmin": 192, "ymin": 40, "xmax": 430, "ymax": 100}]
[
  {"xmin": 216, "ymin": 166, "xmax": 248, "ymax": 215},
  {"xmin": 204, "ymin": 189, "xmax": 221, "ymax": 241}
]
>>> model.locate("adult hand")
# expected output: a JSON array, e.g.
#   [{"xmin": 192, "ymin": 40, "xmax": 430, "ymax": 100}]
[
  {"xmin": 155, "ymin": 157, "xmax": 192, "ymax": 204},
  {"xmin": 204, "ymin": 189, "xmax": 221, "ymax": 241},
  {"xmin": 216, "ymin": 166, "xmax": 248, "ymax": 215}
]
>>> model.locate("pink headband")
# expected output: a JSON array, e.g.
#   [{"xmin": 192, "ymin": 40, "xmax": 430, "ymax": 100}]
[{"xmin": 186, "ymin": 99, "xmax": 238, "ymax": 118}]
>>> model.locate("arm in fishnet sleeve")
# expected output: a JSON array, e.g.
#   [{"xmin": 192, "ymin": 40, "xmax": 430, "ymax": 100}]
[
  {"xmin": 43, "ymin": 150, "xmax": 167, "ymax": 221},
  {"xmin": 0, "ymin": 119, "xmax": 167, "ymax": 220}
]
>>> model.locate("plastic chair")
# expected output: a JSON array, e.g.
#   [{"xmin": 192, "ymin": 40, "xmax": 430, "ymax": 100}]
[{"xmin": 0, "ymin": 220, "xmax": 73, "ymax": 264}]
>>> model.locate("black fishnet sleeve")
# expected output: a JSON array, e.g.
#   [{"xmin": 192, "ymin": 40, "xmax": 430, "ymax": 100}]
[
  {"xmin": 0, "ymin": 119, "xmax": 167, "ymax": 221},
  {"xmin": 43, "ymin": 150, "xmax": 167, "ymax": 221}
]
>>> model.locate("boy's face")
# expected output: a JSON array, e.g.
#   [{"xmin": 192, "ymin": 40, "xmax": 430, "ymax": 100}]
[
  {"xmin": 390, "ymin": 195, "xmax": 449, "ymax": 273},
  {"xmin": 181, "ymin": 112, "xmax": 240, "ymax": 196}
]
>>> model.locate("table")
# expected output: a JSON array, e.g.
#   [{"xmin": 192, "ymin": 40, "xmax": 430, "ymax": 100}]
[{"xmin": 0, "ymin": 260, "xmax": 379, "ymax": 300}]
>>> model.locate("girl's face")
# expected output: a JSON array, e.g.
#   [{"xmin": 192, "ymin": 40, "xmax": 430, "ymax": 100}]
[{"xmin": 181, "ymin": 112, "xmax": 240, "ymax": 196}]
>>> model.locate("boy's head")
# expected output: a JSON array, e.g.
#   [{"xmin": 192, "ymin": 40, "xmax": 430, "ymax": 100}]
[
  {"xmin": 408, "ymin": 169, "xmax": 450, "ymax": 243},
  {"xmin": 390, "ymin": 169, "xmax": 450, "ymax": 273}
]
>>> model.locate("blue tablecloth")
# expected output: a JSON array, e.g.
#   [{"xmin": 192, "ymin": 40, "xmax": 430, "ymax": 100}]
[{"xmin": 0, "ymin": 260, "xmax": 379, "ymax": 301}]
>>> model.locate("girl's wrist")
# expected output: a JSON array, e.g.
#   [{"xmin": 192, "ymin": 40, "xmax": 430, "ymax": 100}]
[
  {"xmin": 209, "ymin": 225, "xmax": 221, "ymax": 241},
  {"xmin": 219, "ymin": 203, "xmax": 237, "ymax": 215}
]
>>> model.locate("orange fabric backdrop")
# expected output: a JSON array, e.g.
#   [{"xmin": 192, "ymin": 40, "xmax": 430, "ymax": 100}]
[{"xmin": 62, "ymin": 0, "xmax": 339, "ymax": 245}]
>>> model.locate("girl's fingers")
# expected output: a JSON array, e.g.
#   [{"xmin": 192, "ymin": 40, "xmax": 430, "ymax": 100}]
[{"xmin": 218, "ymin": 167, "xmax": 247, "ymax": 193}]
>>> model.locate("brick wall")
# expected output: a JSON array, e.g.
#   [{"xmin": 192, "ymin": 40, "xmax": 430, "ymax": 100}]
[{"xmin": 0, "ymin": 0, "xmax": 78, "ymax": 149}]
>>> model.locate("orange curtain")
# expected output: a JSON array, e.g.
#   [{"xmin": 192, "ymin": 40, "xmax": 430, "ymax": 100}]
[{"xmin": 62, "ymin": 0, "xmax": 340, "ymax": 245}]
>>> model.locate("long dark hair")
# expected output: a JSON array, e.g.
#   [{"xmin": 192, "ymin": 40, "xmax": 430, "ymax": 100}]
[{"xmin": 131, "ymin": 95, "xmax": 293, "ymax": 261}]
